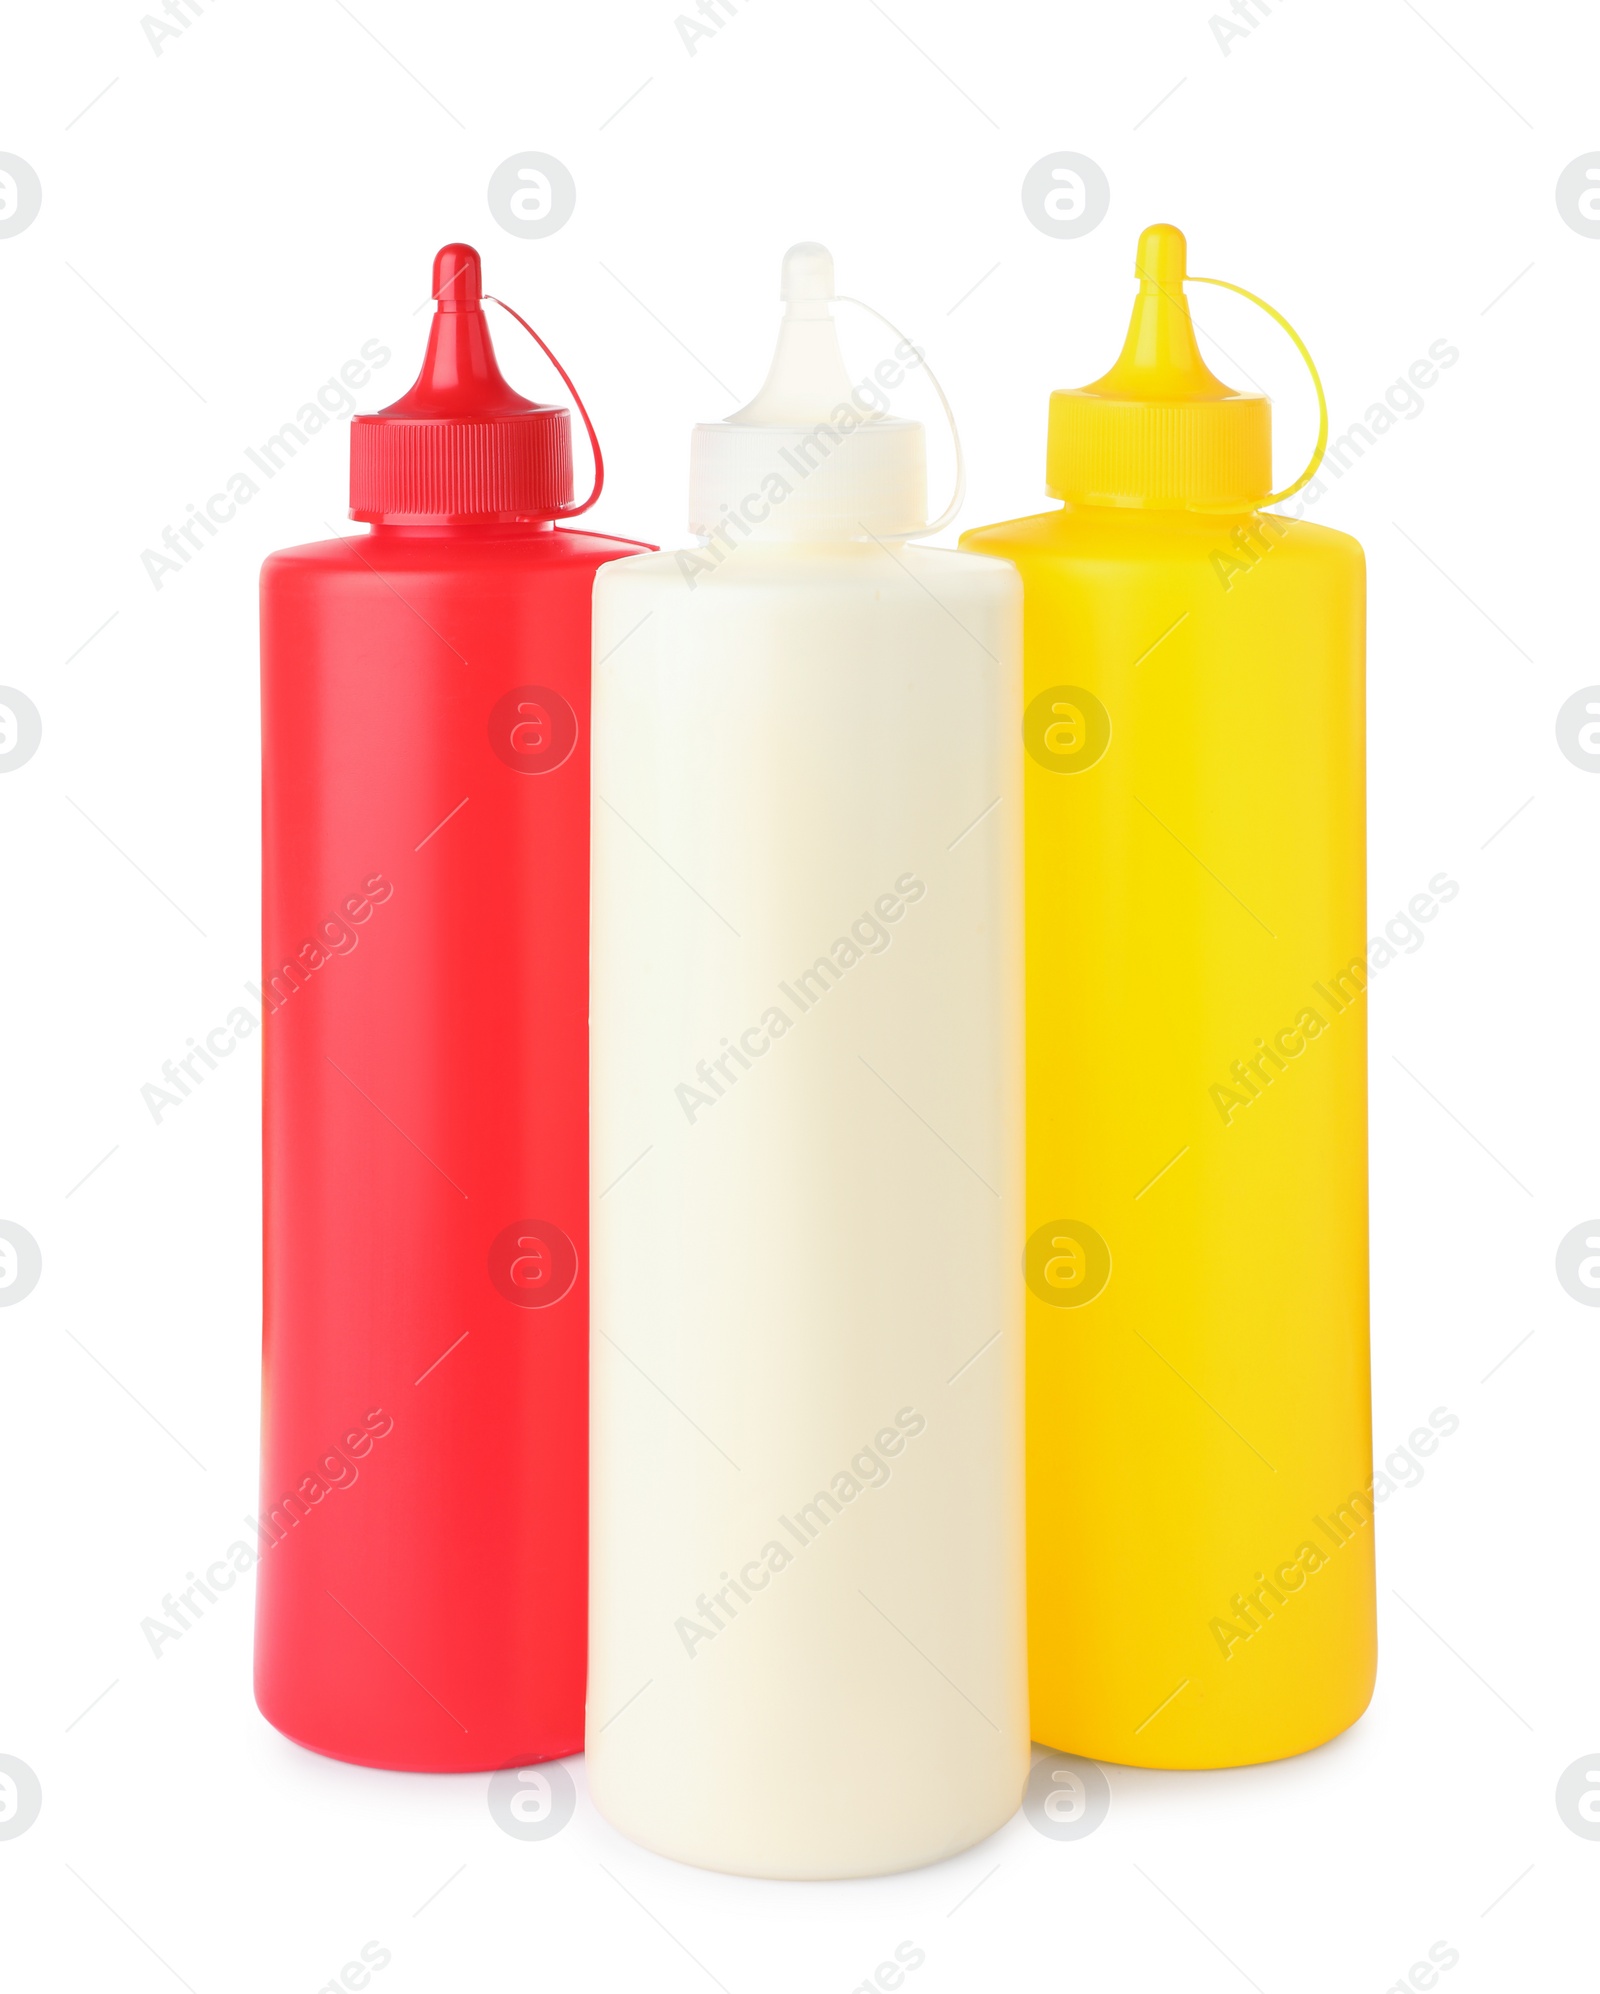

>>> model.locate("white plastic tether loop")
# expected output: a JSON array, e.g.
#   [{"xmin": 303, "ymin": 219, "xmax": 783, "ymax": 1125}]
[{"xmin": 834, "ymin": 295, "xmax": 967, "ymax": 539}]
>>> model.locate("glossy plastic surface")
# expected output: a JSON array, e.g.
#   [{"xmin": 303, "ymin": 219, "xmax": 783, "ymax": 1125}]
[
  {"xmin": 587, "ymin": 539, "xmax": 1028, "ymax": 1876},
  {"xmin": 963, "ymin": 496, "xmax": 1373, "ymax": 1770},
  {"xmin": 256, "ymin": 519, "xmax": 644, "ymax": 1770}
]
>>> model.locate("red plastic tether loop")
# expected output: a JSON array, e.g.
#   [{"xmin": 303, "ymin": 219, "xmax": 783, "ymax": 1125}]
[{"xmin": 485, "ymin": 296, "xmax": 605, "ymax": 518}]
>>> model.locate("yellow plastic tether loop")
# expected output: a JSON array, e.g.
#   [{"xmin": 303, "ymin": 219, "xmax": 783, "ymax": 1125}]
[{"xmin": 1187, "ymin": 274, "xmax": 1329, "ymax": 509}]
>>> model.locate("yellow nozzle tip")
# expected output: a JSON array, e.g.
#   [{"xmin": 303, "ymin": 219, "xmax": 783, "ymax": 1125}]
[{"xmin": 1135, "ymin": 223, "xmax": 1188, "ymax": 291}]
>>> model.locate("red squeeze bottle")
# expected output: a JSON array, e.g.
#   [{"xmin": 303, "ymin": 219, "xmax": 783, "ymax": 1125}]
[{"xmin": 255, "ymin": 243, "xmax": 647, "ymax": 1771}]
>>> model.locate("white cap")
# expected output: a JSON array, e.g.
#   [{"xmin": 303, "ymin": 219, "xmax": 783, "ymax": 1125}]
[{"xmin": 687, "ymin": 243, "xmax": 927, "ymax": 540}]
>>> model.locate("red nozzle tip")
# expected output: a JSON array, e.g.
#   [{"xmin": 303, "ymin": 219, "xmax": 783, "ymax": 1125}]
[{"xmin": 433, "ymin": 243, "xmax": 482, "ymax": 312}]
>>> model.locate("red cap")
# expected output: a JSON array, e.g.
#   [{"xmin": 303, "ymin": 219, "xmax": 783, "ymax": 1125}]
[{"xmin": 349, "ymin": 244, "xmax": 574, "ymax": 524}]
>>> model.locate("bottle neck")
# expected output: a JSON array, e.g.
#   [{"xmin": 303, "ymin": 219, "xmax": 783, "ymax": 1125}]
[
  {"xmin": 362, "ymin": 519, "xmax": 558, "ymax": 538},
  {"xmin": 694, "ymin": 527, "xmax": 913, "ymax": 557},
  {"xmin": 1055, "ymin": 496, "xmax": 1263, "ymax": 524}
]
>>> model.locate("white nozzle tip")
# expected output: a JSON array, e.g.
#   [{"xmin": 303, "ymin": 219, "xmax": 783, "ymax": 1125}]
[{"xmin": 781, "ymin": 242, "xmax": 835, "ymax": 306}]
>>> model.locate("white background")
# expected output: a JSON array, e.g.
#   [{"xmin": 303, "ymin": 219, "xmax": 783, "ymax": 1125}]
[{"xmin": 2, "ymin": 0, "xmax": 1596, "ymax": 1987}]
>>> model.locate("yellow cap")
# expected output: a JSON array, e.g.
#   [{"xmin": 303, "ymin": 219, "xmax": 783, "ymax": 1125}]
[{"xmin": 1047, "ymin": 223, "xmax": 1271, "ymax": 511}]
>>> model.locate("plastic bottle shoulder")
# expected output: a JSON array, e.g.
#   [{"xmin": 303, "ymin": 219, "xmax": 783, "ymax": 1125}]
[
  {"xmin": 261, "ymin": 524, "xmax": 653, "ymax": 584},
  {"xmin": 595, "ymin": 536, "xmax": 1020, "ymax": 599},
  {"xmin": 963, "ymin": 502, "xmax": 1363, "ymax": 573}
]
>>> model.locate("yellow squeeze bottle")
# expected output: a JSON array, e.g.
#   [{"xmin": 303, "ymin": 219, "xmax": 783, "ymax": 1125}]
[{"xmin": 963, "ymin": 223, "xmax": 1373, "ymax": 1768}]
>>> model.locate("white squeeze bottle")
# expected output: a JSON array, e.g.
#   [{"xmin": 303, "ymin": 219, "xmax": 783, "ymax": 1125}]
[{"xmin": 587, "ymin": 243, "xmax": 1027, "ymax": 1878}]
